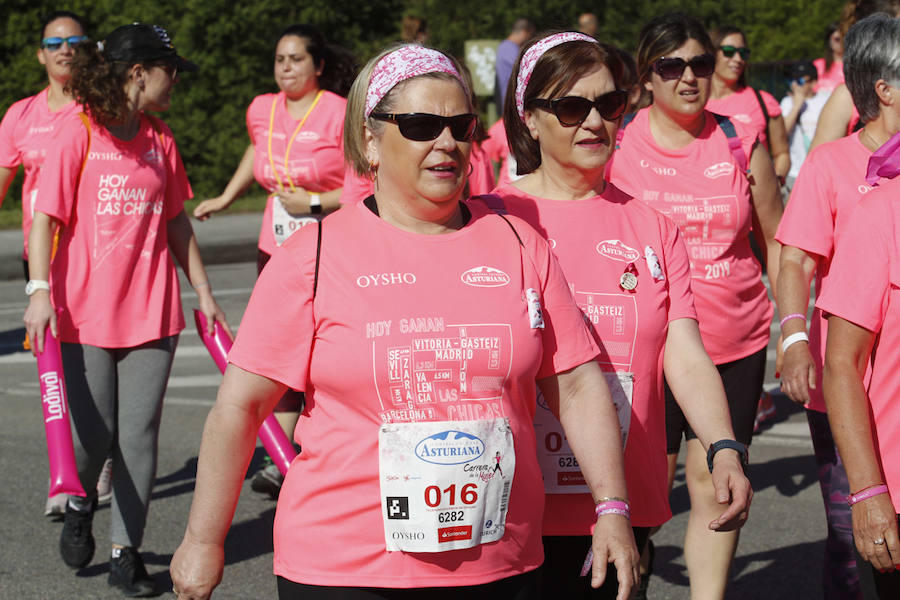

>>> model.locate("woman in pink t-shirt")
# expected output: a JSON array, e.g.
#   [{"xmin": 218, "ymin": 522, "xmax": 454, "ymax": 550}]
[
  {"xmin": 608, "ymin": 13, "xmax": 782, "ymax": 599},
  {"xmin": 775, "ymin": 14, "xmax": 900, "ymax": 598},
  {"xmin": 483, "ymin": 31, "xmax": 751, "ymax": 599},
  {"xmin": 193, "ymin": 25, "xmax": 356, "ymax": 494},
  {"xmin": 171, "ymin": 44, "xmax": 638, "ymax": 600},
  {"xmin": 706, "ymin": 26, "xmax": 790, "ymax": 183},
  {"xmin": 22, "ymin": 23, "xmax": 229, "ymax": 598},
  {"xmin": 813, "ymin": 22, "xmax": 844, "ymax": 94}
]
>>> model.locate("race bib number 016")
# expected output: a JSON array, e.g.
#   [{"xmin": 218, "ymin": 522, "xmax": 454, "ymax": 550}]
[
  {"xmin": 533, "ymin": 371, "xmax": 633, "ymax": 494},
  {"xmin": 379, "ymin": 418, "xmax": 515, "ymax": 552}
]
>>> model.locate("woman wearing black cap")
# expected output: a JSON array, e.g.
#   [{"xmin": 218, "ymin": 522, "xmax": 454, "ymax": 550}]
[{"xmin": 23, "ymin": 23, "xmax": 229, "ymax": 597}]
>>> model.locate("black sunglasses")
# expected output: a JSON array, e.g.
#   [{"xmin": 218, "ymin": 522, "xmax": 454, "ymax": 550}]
[
  {"xmin": 529, "ymin": 90, "xmax": 629, "ymax": 126},
  {"xmin": 41, "ymin": 35, "xmax": 88, "ymax": 51},
  {"xmin": 719, "ymin": 45, "xmax": 751, "ymax": 60},
  {"xmin": 651, "ymin": 54, "xmax": 716, "ymax": 81},
  {"xmin": 369, "ymin": 112, "xmax": 477, "ymax": 142}
]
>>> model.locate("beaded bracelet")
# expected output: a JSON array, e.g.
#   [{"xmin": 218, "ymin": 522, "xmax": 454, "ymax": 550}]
[
  {"xmin": 847, "ymin": 483, "xmax": 889, "ymax": 506},
  {"xmin": 779, "ymin": 313, "xmax": 806, "ymax": 328}
]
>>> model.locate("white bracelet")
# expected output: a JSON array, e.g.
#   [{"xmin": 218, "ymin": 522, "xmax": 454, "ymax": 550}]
[
  {"xmin": 308, "ymin": 193, "xmax": 321, "ymax": 207},
  {"xmin": 782, "ymin": 331, "xmax": 809, "ymax": 353}
]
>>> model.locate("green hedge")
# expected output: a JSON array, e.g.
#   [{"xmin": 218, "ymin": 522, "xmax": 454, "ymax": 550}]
[{"xmin": 0, "ymin": 0, "xmax": 843, "ymax": 223}]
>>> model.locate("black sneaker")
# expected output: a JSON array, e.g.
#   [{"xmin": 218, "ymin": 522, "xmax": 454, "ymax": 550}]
[
  {"xmin": 60, "ymin": 498, "xmax": 96, "ymax": 568},
  {"xmin": 108, "ymin": 546, "xmax": 156, "ymax": 597}
]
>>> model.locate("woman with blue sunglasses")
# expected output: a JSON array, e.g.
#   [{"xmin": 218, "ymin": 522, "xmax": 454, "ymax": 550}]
[{"xmin": 0, "ymin": 9, "xmax": 91, "ymax": 518}]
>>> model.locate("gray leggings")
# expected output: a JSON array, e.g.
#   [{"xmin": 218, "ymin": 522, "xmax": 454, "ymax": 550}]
[{"xmin": 62, "ymin": 336, "xmax": 177, "ymax": 548}]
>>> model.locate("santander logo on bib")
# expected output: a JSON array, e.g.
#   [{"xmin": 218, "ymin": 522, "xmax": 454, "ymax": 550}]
[
  {"xmin": 461, "ymin": 266, "xmax": 510, "ymax": 287},
  {"xmin": 704, "ymin": 162, "xmax": 734, "ymax": 179},
  {"xmin": 415, "ymin": 430, "xmax": 486, "ymax": 465},
  {"xmin": 596, "ymin": 240, "xmax": 640, "ymax": 262}
]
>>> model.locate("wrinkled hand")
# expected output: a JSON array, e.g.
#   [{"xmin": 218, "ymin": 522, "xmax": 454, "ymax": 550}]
[
  {"xmin": 709, "ymin": 452, "xmax": 753, "ymax": 531},
  {"xmin": 193, "ymin": 197, "xmax": 230, "ymax": 221},
  {"xmin": 23, "ymin": 291, "xmax": 56, "ymax": 355},
  {"xmin": 277, "ymin": 189, "xmax": 312, "ymax": 216},
  {"xmin": 780, "ymin": 342, "xmax": 816, "ymax": 406},
  {"xmin": 852, "ymin": 493, "xmax": 900, "ymax": 572},
  {"xmin": 197, "ymin": 291, "xmax": 232, "ymax": 339},
  {"xmin": 170, "ymin": 537, "xmax": 224, "ymax": 600},
  {"xmin": 590, "ymin": 514, "xmax": 639, "ymax": 599}
]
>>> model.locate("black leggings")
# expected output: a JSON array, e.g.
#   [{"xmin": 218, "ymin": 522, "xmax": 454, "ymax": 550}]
[
  {"xmin": 541, "ymin": 529, "xmax": 650, "ymax": 599},
  {"xmin": 277, "ymin": 569, "xmax": 541, "ymax": 600}
]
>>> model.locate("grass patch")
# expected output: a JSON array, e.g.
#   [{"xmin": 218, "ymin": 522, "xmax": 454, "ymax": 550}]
[{"xmin": 0, "ymin": 193, "xmax": 268, "ymax": 230}]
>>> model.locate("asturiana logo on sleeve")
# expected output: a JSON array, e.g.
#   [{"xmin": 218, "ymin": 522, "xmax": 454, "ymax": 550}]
[
  {"xmin": 415, "ymin": 430, "xmax": 486, "ymax": 465},
  {"xmin": 596, "ymin": 240, "xmax": 640, "ymax": 262},
  {"xmin": 461, "ymin": 266, "xmax": 510, "ymax": 287}
]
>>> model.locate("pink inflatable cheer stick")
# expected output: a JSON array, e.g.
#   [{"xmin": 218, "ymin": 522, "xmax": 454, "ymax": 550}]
[
  {"xmin": 36, "ymin": 326, "xmax": 86, "ymax": 497},
  {"xmin": 193, "ymin": 310, "xmax": 297, "ymax": 475}
]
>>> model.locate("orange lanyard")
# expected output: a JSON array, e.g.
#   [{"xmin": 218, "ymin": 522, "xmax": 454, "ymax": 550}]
[{"xmin": 266, "ymin": 90, "xmax": 323, "ymax": 193}]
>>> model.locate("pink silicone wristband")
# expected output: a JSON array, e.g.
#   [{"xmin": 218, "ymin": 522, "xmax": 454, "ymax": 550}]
[
  {"xmin": 847, "ymin": 484, "xmax": 889, "ymax": 506},
  {"xmin": 596, "ymin": 507, "xmax": 631, "ymax": 519},
  {"xmin": 780, "ymin": 313, "xmax": 806, "ymax": 328},
  {"xmin": 595, "ymin": 500, "xmax": 630, "ymax": 516}
]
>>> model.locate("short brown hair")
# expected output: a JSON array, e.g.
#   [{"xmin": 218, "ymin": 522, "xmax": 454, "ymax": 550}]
[
  {"xmin": 636, "ymin": 13, "xmax": 714, "ymax": 86},
  {"xmin": 503, "ymin": 32, "xmax": 624, "ymax": 175}
]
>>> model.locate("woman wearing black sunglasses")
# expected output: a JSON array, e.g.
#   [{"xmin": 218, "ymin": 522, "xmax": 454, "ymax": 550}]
[
  {"xmin": 481, "ymin": 30, "xmax": 750, "ymax": 600},
  {"xmin": 608, "ymin": 13, "xmax": 782, "ymax": 599},
  {"xmin": 171, "ymin": 43, "xmax": 636, "ymax": 600},
  {"xmin": 706, "ymin": 26, "xmax": 791, "ymax": 188}
]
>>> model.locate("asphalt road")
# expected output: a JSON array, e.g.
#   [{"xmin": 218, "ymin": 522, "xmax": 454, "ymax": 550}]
[{"xmin": 0, "ymin": 262, "xmax": 830, "ymax": 599}]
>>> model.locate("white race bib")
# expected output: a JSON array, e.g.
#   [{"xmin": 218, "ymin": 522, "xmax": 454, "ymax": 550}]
[
  {"xmin": 379, "ymin": 418, "xmax": 515, "ymax": 552},
  {"xmin": 533, "ymin": 371, "xmax": 633, "ymax": 494},
  {"xmin": 271, "ymin": 194, "xmax": 319, "ymax": 246}
]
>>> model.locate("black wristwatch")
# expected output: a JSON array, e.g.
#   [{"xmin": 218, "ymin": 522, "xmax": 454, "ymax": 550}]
[{"xmin": 706, "ymin": 439, "xmax": 749, "ymax": 473}]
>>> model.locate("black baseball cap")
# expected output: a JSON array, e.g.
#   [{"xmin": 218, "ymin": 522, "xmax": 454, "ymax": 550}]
[
  {"xmin": 788, "ymin": 60, "xmax": 817, "ymax": 81},
  {"xmin": 103, "ymin": 23, "xmax": 197, "ymax": 72}
]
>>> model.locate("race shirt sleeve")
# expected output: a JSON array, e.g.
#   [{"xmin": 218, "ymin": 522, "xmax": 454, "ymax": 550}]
[
  {"xmin": 228, "ymin": 225, "xmax": 318, "ymax": 391},
  {"xmin": 776, "ymin": 147, "xmax": 836, "ymax": 258},
  {"xmin": 816, "ymin": 194, "xmax": 890, "ymax": 333},
  {"xmin": 150, "ymin": 116, "xmax": 192, "ymax": 220},
  {"xmin": 761, "ymin": 90, "xmax": 782, "ymax": 118},
  {"xmin": 0, "ymin": 99, "xmax": 25, "ymax": 167},
  {"xmin": 33, "ymin": 115, "xmax": 89, "ymax": 226},
  {"xmin": 662, "ymin": 216, "xmax": 697, "ymax": 322}
]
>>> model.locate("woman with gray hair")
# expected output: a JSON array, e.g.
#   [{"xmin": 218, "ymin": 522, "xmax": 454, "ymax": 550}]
[{"xmin": 775, "ymin": 12, "xmax": 900, "ymax": 599}]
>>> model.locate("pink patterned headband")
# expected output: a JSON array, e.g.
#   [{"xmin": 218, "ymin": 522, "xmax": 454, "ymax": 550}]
[
  {"xmin": 365, "ymin": 45, "xmax": 466, "ymax": 117},
  {"xmin": 515, "ymin": 32, "xmax": 597, "ymax": 121}
]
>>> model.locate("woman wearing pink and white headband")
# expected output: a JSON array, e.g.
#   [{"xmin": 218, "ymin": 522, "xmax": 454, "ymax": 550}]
[
  {"xmin": 476, "ymin": 30, "xmax": 751, "ymax": 599},
  {"xmin": 170, "ymin": 43, "xmax": 636, "ymax": 600}
]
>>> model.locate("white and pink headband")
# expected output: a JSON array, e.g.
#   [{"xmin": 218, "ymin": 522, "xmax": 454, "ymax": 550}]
[
  {"xmin": 365, "ymin": 45, "xmax": 466, "ymax": 117},
  {"xmin": 515, "ymin": 32, "xmax": 597, "ymax": 121}
]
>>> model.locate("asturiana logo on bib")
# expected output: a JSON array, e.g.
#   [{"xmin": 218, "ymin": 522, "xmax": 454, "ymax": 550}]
[
  {"xmin": 596, "ymin": 240, "xmax": 640, "ymax": 262},
  {"xmin": 415, "ymin": 430, "xmax": 486, "ymax": 465},
  {"xmin": 704, "ymin": 162, "xmax": 734, "ymax": 179},
  {"xmin": 461, "ymin": 266, "xmax": 510, "ymax": 287}
]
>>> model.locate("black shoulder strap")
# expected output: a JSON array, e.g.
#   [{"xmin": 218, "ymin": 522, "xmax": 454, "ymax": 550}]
[
  {"xmin": 313, "ymin": 220, "xmax": 322, "ymax": 298},
  {"xmin": 497, "ymin": 213, "xmax": 524, "ymax": 247},
  {"xmin": 752, "ymin": 87, "xmax": 770, "ymax": 125}
]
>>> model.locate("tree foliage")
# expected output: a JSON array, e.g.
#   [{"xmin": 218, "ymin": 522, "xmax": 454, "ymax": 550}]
[{"xmin": 1, "ymin": 0, "xmax": 845, "ymax": 204}]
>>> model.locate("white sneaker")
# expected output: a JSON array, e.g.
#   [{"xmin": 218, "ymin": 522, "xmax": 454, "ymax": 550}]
[
  {"xmin": 45, "ymin": 492, "xmax": 68, "ymax": 517},
  {"xmin": 97, "ymin": 457, "xmax": 113, "ymax": 503}
]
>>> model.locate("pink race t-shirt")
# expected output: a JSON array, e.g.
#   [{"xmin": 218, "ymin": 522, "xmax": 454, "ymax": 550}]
[
  {"xmin": 339, "ymin": 164, "xmax": 372, "ymax": 205},
  {"xmin": 609, "ymin": 109, "xmax": 772, "ymax": 363},
  {"xmin": 483, "ymin": 118, "xmax": 518, "ymax": 185},
  {"xmin": 776, "ymin": 133, "xmax": 874, "ymax": 412},
  {"xmin": 246, "ymin": 90, "xmax": 346, "ymax": 254},
  {"xmin": 813, "ymin": 57, "xmax": 844, "ymax": 93},
  {"xmin": 483, "ymin": 182, "xmax": 696, "ymax": 532},
  {"xmin": 706, "ymin": 86, "xmax": 781, "ymax": 150},
  {"xmin": 35, "ymin": 113, "xmax": 190, "ymax": 347},
  {"xmin": 816, "ymin": 175, "xmax": 900, "ymax": 514},
  {"xmin": 0, "ymin": 88, "xmax": 81, "ymax": 258},
  {"xmin": 228, "ymin": 201, "xmax": 599, "ymax": 587}
]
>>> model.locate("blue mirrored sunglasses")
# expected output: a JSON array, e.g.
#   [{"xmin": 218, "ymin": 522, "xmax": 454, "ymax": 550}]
[{"xmin": 41, "ymin": 35, "xmax": 88, "ymax": 51}]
